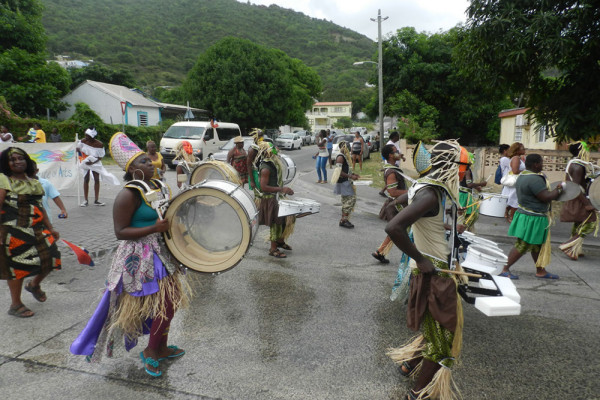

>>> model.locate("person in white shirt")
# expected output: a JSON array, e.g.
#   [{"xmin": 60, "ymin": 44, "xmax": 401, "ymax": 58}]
[{"xmin": 0, "ymin": 125, "xmax": 14, "ymax": 143}]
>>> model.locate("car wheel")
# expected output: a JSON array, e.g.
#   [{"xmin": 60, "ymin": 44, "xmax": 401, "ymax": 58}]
[
  {"xmin": 299, "ymin": 144, "xmax": 302, "ymax": 150},
  {"xmin": 291, "ymin": 144, "xmax": 294, "ymax": 150}
]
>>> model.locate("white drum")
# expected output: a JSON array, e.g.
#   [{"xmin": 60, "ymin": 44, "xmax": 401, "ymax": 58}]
[
  {"xmin": 163, "ymin": 180, "xmax": 258, "ymax": 274},
  {"xmin": 280, "ymin": 154, "xmax": 296, "ymax": 185},
  {"xmin": 278, "ymin": 197, "xmax": 321, "ymax": 217},
  {"xmin": 189, "ymin": 160, "xmax": 241, "ymax": 186},
  {"xmin": 459, "ymin": 231, "xmax": 501, "ymax": 250},
  {"xmin": 461, "ymin": 244, "xmax": 507, "ymax": 275},
  {"xmin": 479, "ymin": 193, "xmax": 508, "ymax": 217}
]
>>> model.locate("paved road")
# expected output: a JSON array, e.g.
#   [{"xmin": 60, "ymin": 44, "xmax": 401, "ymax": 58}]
[{"xmin": 1, "ymin": 146, "xmax": 599, "ymax": 399}]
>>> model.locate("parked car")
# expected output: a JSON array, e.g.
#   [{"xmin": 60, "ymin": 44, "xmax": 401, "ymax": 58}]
[
  {"xmin": 294, "ymin": 130, "xmax": 312, "ymax": 145},
  {"xmin": 265, "ymin": 128, "xmax": 281, "ymax": 140},
  {"xmin": 275, "ymin": 133, "xmax": 302, "ymax": 150},
  {"xmin": 331, "ymin": 134, "xmax": 370, "ymax": 161},
  {"xmin": 212, "ymin": 137, "xmax": 273, "ymax": 162},
  {"xmin": 362, "ymin": 134, "xmax": 379, "ymax": 152}
]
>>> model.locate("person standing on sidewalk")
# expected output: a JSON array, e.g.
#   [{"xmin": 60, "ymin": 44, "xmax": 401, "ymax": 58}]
[
  {"xmin": 500, "ymin": 154, "xmax": 564, "ymax": 280},
  {"xmin": 71, "ymin": 132, "xmax": 191, "ymax": 377},
  {"xmin": 372, "ymin": 144, "xmax": 407, "ymax": 263},
  {"xmin": 502, "ymin": 142, "xmax": 526, "ymax": 222},
  {"xmin": 558, "ymin": 142, "xmax": 597, "ymax": 260},
  {"xmin": 332, "ymin": 140, "xmax": 359, "ymax": 228},
  {"xmin": 314, "ymin": 130, "xmax": 328, "ymax": 183},
  {"xmin": 384, "ymin": 140, "xmax": 465, "ymax": 400},
  {"xmin": 78, "ymin": 127, "xmax": 120, "ymax": 206}
]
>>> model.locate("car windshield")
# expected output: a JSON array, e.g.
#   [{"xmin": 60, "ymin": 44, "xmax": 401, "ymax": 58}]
[
  {"xmin": 333, "ymin": 135, "xmax": 354, "ymax": 144},
  {"xmin": 279, "ymin": 134, "xmax": 294, "ymax": 139},
  {"xmin": 163, "ymin": 125, "xmax": 205, "ymax": 139}
]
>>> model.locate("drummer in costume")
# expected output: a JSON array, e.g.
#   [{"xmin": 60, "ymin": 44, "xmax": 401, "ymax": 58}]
[
  {"xmin": 174, "ymin": 140, "xmax": 200, "ymax": 189},
  {"xmin": 247, "ymin": 128, "xmax": 264, "ymax": 194},
  {"xmin": 227, "ymin": 135, "xmax": 248, "ymax": 184},
  {"xmin": 458, "ymin": 153, "xmax": 487, "ymax": 232},
  {"xmin": 71, "ymin": 132, "xmax": 191, "ymax": 378},
  {"xmin": 255, "ymin": 141, "xmax": 296, "ymax": 258},
  {"xmin": 559, "ymin": 142, "xmax": 598, "ymax": 260},
  {"xmin": 332, "ymin": 140, "xmax": 360, "ymax": 229},
  {"xmin": 372, "ymin": 144, "xmax": 408, "ymax": 263},
  {"xmin": 499, "ymin": 154, "xmax": 564, "ymax": 280},
  {"xmin": 385, "ymin": 140, "xmax": 466, "ymax": 400}
]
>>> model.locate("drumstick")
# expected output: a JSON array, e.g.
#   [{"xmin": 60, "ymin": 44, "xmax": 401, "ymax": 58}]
[
  {"xmin": 435, "ymin": 268, "xmax": 482, "ymax": 278},
  {"xmin": 486, "ymin": 173, "xmax": 493, "ymax": 182}
]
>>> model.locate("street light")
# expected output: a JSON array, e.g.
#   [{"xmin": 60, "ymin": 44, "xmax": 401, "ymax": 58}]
[
  {"xmin": 354, "ymin": 9, "xmax": 387, "ymax": 152},
  {"xmin": 353, "ymin": 59, "xmax": 384, "ymax": 152}
]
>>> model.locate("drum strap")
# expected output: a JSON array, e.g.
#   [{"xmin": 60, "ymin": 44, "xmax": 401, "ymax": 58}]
[{"xmin": 125, "ymin": 179, "xmax": 171, "ymax": 208}]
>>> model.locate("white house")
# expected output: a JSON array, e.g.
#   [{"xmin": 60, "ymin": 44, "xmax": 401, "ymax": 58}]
[
  {"xmin": 59, "ymin": 80, "xmax": 205, "ymax": 127},
  {"xmin": 305, "ymin": 101, "xmax": 352, "ymax": 132}
]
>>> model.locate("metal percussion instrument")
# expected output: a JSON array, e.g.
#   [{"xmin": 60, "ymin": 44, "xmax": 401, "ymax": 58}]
[
  {"xmin": 587, "ymin": 178, "xmax": 600, "ymax": 210},
  {"xmin": 277, "ymin": 197, "xmax": 320, "ymax": 217},
  {"xmin": 550, "ymin": 181, "xmax": 582, "ymax": 202},
  {"xmin": 279, "ymin": 154, "xmax": 296, "ymax": 185},
  {"xmin": 163, "ymin": 180, "xmax": 258, "ymax": 274}
]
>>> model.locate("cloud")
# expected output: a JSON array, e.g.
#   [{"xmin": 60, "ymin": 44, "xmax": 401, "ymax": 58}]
[{"xmin": 241, "ymin": 0, "xmax": 469, "ymax": 39}]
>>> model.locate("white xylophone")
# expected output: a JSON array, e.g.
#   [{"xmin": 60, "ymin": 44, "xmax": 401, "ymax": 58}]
[{"xmin": 457, "ymin": 232, "xmax": 521, "ymax": 317}]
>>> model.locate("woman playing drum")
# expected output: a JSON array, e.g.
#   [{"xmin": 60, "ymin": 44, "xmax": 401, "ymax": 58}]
[{"xmin": 71, "ymin": 133, "xmax": 191, "ymax": 378}]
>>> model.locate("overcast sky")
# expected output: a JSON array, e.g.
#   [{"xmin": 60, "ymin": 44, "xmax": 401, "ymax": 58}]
[{"xmin": 240, "ymin": 0, "xmax": 471, "ymax": 40}]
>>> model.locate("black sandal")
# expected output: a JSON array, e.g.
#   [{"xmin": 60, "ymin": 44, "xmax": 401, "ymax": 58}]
[
  {"xmin": 372, "ymin": 250, "xmax": 390, "ymax": 264},
  {"xmin": 399, "ymin": 361, "xmax": 414, "ymax": 377},
  {"xmin": 8, "ymin": 304, "xmax": 34, "ymax": 318},
  {"xmin": 277, "ymin": 243, "xmax": 292, "ymax": 251},
  {"xmin": 269, "ymin": 249, "xmax": 287, "ymax": 258},
  {"xmin": 25, "ymin": 282, "xmax": 47, "ymax": 302}
]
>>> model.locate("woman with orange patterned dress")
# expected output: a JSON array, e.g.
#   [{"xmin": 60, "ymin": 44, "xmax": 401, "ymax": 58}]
[{"xmin": 0, "ymin": 147, "xmax": 61, "ymax": 317}]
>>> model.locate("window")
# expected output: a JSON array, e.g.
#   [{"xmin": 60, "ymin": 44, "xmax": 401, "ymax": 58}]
[
  {"xmin": 537, "ymin": 125, "xmax": 547, "ymax": 143},
  {"xmin": 514, "ymin": 127, "xmax": 523, "ymax": 142},
  {"xmin": 334, "ymin": 107, "xmax": 346, "ymax": 113},
  {"xmin": 137, "ymin": 111, "xmax": 148, "ymax": 126},
  {"xmin": 515, "ymin": 115, "xmax": 524, "ymax": 126}
]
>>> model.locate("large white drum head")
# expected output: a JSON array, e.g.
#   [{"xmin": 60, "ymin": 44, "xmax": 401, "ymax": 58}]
[
  {"xmin": 164, "ymin": 181, "xmax": 257, "ymax": 273},
  {"xmin": 280, "ymin": 154, "xmax": 296, "ymax": 185},
  {"xmin": 189, "ymin": 161, "xmax": 241, "ymax": 186}
]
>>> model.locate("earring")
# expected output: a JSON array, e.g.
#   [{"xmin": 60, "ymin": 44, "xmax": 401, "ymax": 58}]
[{"xmin": 133, "ymin": 169, "xmax": 145, "ymax": 181}]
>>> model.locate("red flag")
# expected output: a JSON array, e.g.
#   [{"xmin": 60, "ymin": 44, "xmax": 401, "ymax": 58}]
[
  {"xmin": 61, "ymin": 239, "xmax": 95, "ymax": 267},
  {"xmin": 210, "ymin": 118, "xmax": 219, "ymax": 128}
]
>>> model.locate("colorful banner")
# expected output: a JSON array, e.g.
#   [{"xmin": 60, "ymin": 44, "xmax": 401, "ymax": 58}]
[{"xmin": 0, "ymin": 142, "xmax": 78, "ymax": 191}]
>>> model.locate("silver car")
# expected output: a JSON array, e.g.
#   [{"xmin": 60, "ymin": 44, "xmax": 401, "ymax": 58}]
[{"xmin": 331, "ymin": 134, "xmax": 370, "ymax": 161}]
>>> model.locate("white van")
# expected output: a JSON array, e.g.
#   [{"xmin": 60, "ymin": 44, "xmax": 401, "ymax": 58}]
[{"xmin": 159, "ymin": 121, "xmax": 242, "ymax": 168}]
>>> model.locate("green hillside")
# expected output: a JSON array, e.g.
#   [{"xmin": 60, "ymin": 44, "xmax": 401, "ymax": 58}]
[{"xmin": 41, "ymin": 0, "xmax": 376, "ymax": 103}]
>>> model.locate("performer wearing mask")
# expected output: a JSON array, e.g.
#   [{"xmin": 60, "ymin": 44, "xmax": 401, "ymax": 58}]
[
  {"xmin": 559, "ymin": 141, "xmax": 598, "ymax": 260},
  {"xmin": 255, "ymin": 141, "xmax": 295, "ymax": 258},
  {"xmin": 385, "ymin": 140, "xmax": 466, "ymax": 400},
  {"xmin": 71, "ymin": 132, "xmax": 191, "ymax": 377},
  {"xmin": 372, "ymin": 144, "xmax": 407, "ymax": 263},
  {"xmin": 174, "ymin": 141, "xmax": 200, "ymax": 189},
  {"xmin": 247, "ymin": 128, "xmax": 264, "ymax": 194},
  {"xmin": 332, "ymin": 140, "xmax": 360, "ymax": 228}
]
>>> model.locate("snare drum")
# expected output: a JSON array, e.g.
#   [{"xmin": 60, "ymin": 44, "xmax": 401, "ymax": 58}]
[
  {"xmin": 280, "ymin": 154, "xmax": 296, "ymax": 185},
  {"xmin": 189, "ymin": 160, "xmax": 241, "ymax": 186},
  {"xmin": 163, "ymin": 180, "xmax": 258, "ymax": 273},
  {"xmin": 461, "ymin": 244, "xmax": 507, "ymax": 275},
  {"xmin": 278, "ymin": 197, "xmax": 321, "ymax": 217},
  {"xmin": 479, "ymin": 193, "xmax": 508, "ymax": 217}
]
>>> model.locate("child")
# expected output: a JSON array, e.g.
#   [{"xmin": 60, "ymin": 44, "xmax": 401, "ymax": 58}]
[{"xmin": 34, "ymin": 163, "xmax": 68, "ymax": 222}]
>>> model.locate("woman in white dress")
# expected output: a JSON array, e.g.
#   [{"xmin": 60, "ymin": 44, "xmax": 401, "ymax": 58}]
[
  {"xmin": 502, "ymin": 142, "xmax": 526, "ymax": 222},
  {"xmin": 77, "ymin": 128, "xmax": 120, "ymax": 206}
]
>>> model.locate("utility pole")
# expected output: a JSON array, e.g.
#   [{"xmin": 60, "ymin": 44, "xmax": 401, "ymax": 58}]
[{"xmin": 371, "ymin": 9, "xmax": 388, "ymax": 152}]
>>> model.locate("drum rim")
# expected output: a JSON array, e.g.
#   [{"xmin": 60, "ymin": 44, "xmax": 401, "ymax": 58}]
[
  {"xmin": 163, "ymin": 186, "xmax": 254, "ymax": 274},
  {"xmin": 189, "ymin": 161, "xmax": 241, "ymax": 186}
]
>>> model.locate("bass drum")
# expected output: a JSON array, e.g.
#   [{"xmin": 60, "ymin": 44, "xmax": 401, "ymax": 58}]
[
  {"xmin": 280, "ymin": 154, "xmax": 296, "ymax": 185},
  {"xmin": 189, "ymin": 160, "xmax": 241, "ymax": 186},
  {"xmin": 163, "ymin": 180, "xmax": 258, "ymax": 274}
]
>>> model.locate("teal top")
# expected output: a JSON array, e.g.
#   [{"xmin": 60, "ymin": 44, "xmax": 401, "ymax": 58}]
[{"xmin": 130, "ymin": 199, "xmax": 158, "ymax": 228}]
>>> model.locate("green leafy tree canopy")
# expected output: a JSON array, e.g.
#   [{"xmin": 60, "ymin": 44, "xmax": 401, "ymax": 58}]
[
  {"xmin": 459, "ymin": 0, "xmax": 600, "ymax": 142},
  {"xmin": 183, "ymin": 37, "xmax": 321, "ymax": 132}
]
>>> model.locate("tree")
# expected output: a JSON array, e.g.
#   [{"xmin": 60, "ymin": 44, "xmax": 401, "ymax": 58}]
[
  {"xmin": 459, "ymin": 0, "xmax": 600, "ymax": 142},
  {"xmin": 377, "ymin": 27, "xmax": 512, "ymax": 144},
  {"xmin": 0, "ymin": 0, "xmax": 71, "ymax": 116},
  {"xmin": 69, "ymin": 64, "xmax": 136, "ymax": 89},
  {"xmin": 183, "ymin": 37, "xmax": 322, "ymax": 132}
]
